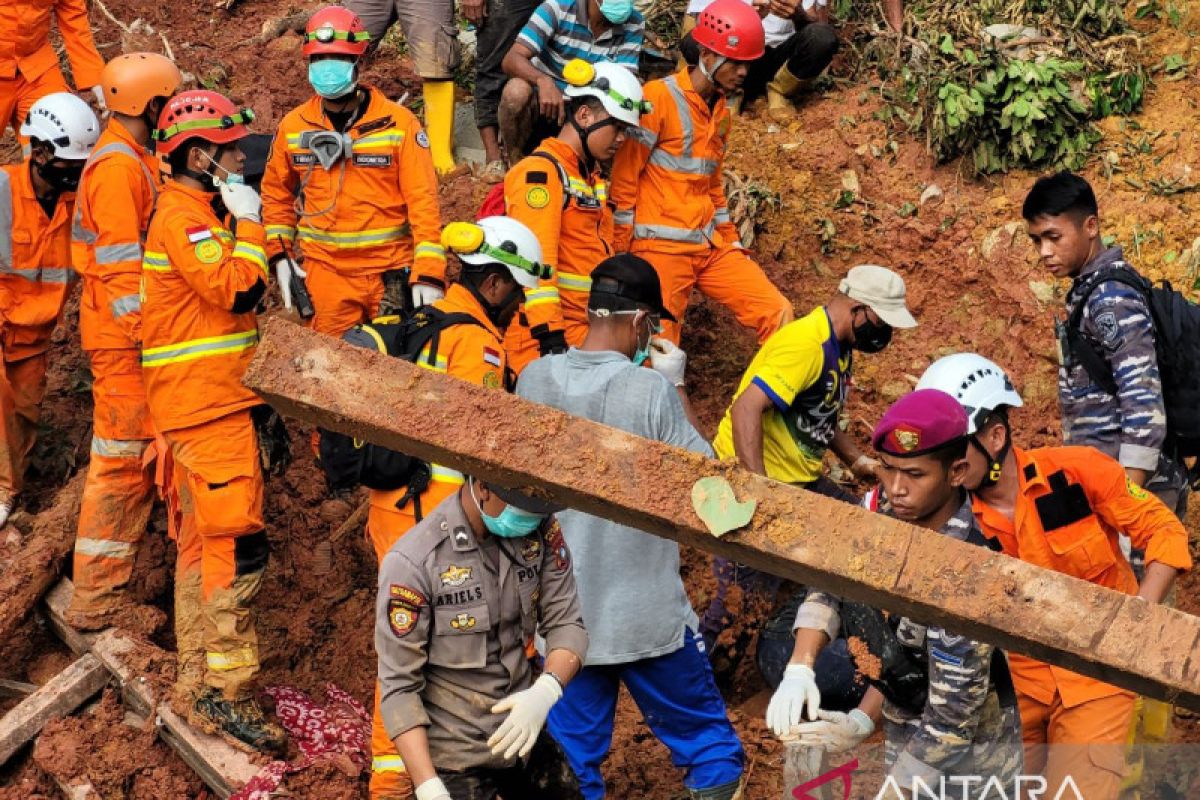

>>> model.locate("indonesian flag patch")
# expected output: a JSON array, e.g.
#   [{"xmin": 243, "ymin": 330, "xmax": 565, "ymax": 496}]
[
  {"xmin": 186, "ymin": 226, "xmax": 214, "ymax": 243},
  {"xmin": 483, "ymin": 346, "xmax": 502, "ymax": 367}
]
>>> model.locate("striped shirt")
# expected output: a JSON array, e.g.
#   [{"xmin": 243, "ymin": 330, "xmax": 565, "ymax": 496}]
[{"xmin": 517, "ymin": 0, "xmax": 644, "ymax": 88}]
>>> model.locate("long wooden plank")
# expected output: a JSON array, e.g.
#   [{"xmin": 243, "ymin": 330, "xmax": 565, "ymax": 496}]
[
  {"xmin": 43, "ymin": 579, "xmax": 97, "ymax": 657},
  {"xmin": 0, "ymin": 679, "xmax": 38, "ymax": 699},
  {"xmin": 0, "ymin": 654, "xmax": 108, "ymax": 765},
  {"xmin": 90, "ymin": 630, "xmax": 259, "ymax": 800},
  {"xmin": 243, "ymin": 317, "xmax": 1200, "ymax": 708}
]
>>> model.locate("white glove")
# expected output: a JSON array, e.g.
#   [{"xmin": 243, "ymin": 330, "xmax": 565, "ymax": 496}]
[
  {"xmin": 90, "ymin": 85, "xmax": 107, "ymax": 111},
  {"xmin": 791, "ymin": 708, "xmax": 874, "ymax": 754},
  {"xmin": 801, "ymin": 0, "xmax": 828, "ymax": 9},
  {"xmin": 488, "ymin": 673, "xmax": 562, "ymax": 760},
  {"xmin": 414, "ymin": 776, "xmax": 452, "ymax": 800},
  {"xmin": 649, "ymin": 337, "xmax": 687, "ymax": 387},
  {"xmin": 767, "ymin": 663, "xmax": 821, "ymax": 738},
  {"xmin": 219, "ymin": 181, "xmax": 262, "ymax": 223},
  {"xmin": 273, "ymin": 256, "xmax": 306, "ymax": 311},
  {"xmin": 412, "ymin": 283, "xmax": 445, "ymax": 307}
]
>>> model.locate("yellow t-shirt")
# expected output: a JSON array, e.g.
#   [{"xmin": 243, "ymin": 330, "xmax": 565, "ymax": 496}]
[{"xmin": 713, "ymin": 307, "xmax": 852, "ymax": 483}]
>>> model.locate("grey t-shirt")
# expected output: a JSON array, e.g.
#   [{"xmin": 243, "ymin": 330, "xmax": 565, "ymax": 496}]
[{"xmin": 516, "ymin": 349, "xmax": 712, "ymax": 665}]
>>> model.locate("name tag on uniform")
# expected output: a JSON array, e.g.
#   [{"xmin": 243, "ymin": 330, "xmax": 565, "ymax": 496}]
[
  {"xmin": 291, "ymin": 153, "xmax": 316, "ymax": 166},
  {"xmin": 353, "ymin": 154, "xmax": 393, "ymax": 168}
]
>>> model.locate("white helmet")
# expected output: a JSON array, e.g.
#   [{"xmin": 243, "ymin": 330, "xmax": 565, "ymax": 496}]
[
  {"xmin": 562, "ymin": 59, "xmax": 648, "ymax": 127},
  {"xmin": 20, "ymin": 92, "xmax": 100, "ymax": 160},
  {"xmin": 916, "ymin": 353, "xmax": 1024, "ymax": 434},
  {"xmin": 441, "ymin": 216, "xmax": 548, "ymax": 290}
]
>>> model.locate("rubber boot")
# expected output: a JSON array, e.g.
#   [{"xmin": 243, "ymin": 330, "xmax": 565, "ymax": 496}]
[
  {"xmin": 192, "ymin": 688, "xmax": 286, "ymax": 754},
  {"xmin": 423, "ymin": 80, "xmax": 456, "ymax": 175},
  {"xmin": 765, "ymin": 65, "xmax": 811, "ymax": 122}
]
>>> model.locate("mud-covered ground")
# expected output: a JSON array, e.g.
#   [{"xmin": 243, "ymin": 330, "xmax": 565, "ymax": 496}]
[{"xmin": 0, "ymin": 0, "xmax": 1198, "ymax": 797}]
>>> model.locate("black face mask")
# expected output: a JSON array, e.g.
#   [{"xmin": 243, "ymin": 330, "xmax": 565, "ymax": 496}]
[
  {"xmin": 36, "ymin": 159, "xmax": 84, "ymax": 192},
  {"xmin": 851, "ymin": 308, "xmax": 893, "ymax": 353}
]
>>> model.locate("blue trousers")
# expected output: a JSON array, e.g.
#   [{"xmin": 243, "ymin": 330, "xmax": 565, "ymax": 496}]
[{"xmin": 547, "ymin": 629, "xmax": 745, "ymax": 799}]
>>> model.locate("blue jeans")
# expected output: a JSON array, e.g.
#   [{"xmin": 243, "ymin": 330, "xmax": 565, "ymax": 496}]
[{"xmin": 547, "ymin": 629, "xmax": 745, "ymax": 799}]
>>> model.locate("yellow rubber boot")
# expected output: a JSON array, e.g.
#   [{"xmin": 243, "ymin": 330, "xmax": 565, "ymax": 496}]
[
  {"xmin": 423, "ymin": 80, "xmax": 456, "ymax": 175},
  {"xmin": 765, "ymin": 65, "xmax": 809, "ymax": 122}
]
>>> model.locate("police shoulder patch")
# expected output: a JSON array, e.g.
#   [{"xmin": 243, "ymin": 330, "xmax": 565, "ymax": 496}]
[
  {"xmin": 388, "ymin": 599, "xmax": 419, "ymax": 637},
  {"xmin": 544, "ymin": 520, "xmax": 570, "ymax": 571},
  {"xmin": 194, "ymin": 239, "xmax": 224, "ymax": 265},
  {"xmin": 525, "ymin": 186, "xmax": 551, "ymax": 209},
  {"xmin": 1094, "ymin": 310, "xmax": 1120, "ymax": 346},
  {"xmin": 415, "ymin": 130, "xmax": 430, "ymax": 149},
  {"xmin": 389, "ymin": 584, "xmax": 428, "ymax": 607}
]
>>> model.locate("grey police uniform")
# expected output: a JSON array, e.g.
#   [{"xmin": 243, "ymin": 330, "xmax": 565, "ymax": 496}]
[
  {"xmin": 375, "ymin": 491, "xmax": 588, "ymax": 772},
  {"xmin": 797, "ymin": 496, "xmax": 1023, "ymax": 794}
]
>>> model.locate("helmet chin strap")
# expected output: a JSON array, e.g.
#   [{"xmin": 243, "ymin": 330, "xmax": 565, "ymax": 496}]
[
  {"xmin": 969, "ymin": 422, "xmax": 1012, "ymax": 490},
  {"xmin": 569, "ymin": 114, "xmax": 619, "ymax": 171},
  {"xmin": 698, "ymin": 52, "xmax": 727, "ymax": 85}
]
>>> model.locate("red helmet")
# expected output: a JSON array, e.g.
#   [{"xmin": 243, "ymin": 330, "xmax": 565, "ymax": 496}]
[
  {"xmin": 693, "ymin": 0, "xmax": 765, "ymax": 61},
  {"xmin": 304, "ymin": 6, "xmax": 370, "ymax": 57},
  {"xmin": 153, "ymin": 90, "xmax": 254, "ymax": 155}
]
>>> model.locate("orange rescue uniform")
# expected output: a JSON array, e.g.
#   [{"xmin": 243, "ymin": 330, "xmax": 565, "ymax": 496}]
[
  {"xmin": 972, "ymin": 446, "xmax": 1192, "ymax": 799},
  {"xmin": 142, "ymin": 181, "xmax": 271, "ymax": 700},
  {"xmin": 365, "ymin": 282, "xmax": 509, "ymax": 798},
  {"xmin": 0, "ymin": 162, "xmax": 76, "ymax": 499},
  {"xmin": 69, "ymin": 120, "xmax": 163, "ymax": 613},
  {"xmin": 0, "ymin": 0, "xmax": 104, "ymax": 139},
  {"xmin": 261, "ymin": 86, "xmax": 445, "ymax": 337},
  {"xmin": 610, "ymin": 67, "xmax": 791, "ymax": 345},
  {"xmin": 502, "ymin": 135, "xmax": 611, "ymax": 374}
]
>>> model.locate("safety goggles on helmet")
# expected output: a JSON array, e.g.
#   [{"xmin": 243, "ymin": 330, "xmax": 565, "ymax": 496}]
[
  {"xmin": 306, "ymin": 25, "xmax": 371, "ymax": 46},
  {"xmin": 563, "ymin": 60, "xmax": 652, "ymax": 115},
  {"xmin": 442, "ymin": 222, "xmax": 553, "ymax": 281},
  {"xmin": 153, "ymin": 108, "xmax": 256, "ymax": 144}
]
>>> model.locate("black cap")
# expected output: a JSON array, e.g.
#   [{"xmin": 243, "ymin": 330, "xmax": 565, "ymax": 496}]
[
  {"xmin": 488, "ymin": 483, "xmax": 565, "ymax": 515},
  {"xmin": 588, "ymin": 254, "xmax": 677, "ymax": 322}
]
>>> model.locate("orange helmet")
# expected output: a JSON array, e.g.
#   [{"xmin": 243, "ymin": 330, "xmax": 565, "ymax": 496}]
[
  {"xmin": 693, "ymin": 0, "xmax": 766, "ymax": 61},
  {"xmin": 303, "ymin": 6, "xmax": 370, "ymax": 57},
  {"xmin": 101, "ymin": 53, "xmax": 183, "ymax": 116},
  {"xmin": 153, "ymin": 90, "xmax": 254, "ymax": 155}
]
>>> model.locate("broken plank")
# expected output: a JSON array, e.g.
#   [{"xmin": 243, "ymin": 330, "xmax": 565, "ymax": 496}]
[
  {"xmin": 43, "ymin": 579, "xmax": 97, "ymax": 656},
  {"xmin": 90, "ymin": 630, "xmax": 259, "ymax": 799},
  {"xmin": 244, "ymin": 318, "xmax": 1200, "ymax": 709},
  {"xmin": 0, "ymin": 679, "xmax": 38, "ymax": 699},
  {"xmin": 0, "ymin": 654, "xmax": 108, "ymax": 765}
]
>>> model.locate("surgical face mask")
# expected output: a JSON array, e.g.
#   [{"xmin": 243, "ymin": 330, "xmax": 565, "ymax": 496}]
[
  {"xmin": 196, "ymin": 148, "xmax": 243, "ymax": 190},
  {"xmin": 308, "ymin": 59, "xmax": 357, "ymax": 100},
  {"xmin": 35, "ymin": 159, "xmax": 84, "ymax": 192},
  {"xmin": 599, "ymin": 0, "xmax": 633, "ymax": 24},
  {"xmin": 470, "ymin": 480, "xmax": 544, "ymax": 538},
  {"xmin": 851, "ymin": 308, "xmax": 893, "ymax": 353},
  {"xmin": 631, "ymin": 313, "xmax": 653, "ymax": 366}
]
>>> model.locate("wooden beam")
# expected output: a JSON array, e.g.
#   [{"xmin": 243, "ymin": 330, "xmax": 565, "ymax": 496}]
[
  {"xmin": 0, "ymin": 679, "xmax": 38, "ymax": 699},
  {"xmin": 42, "ymin": 579, "xmax": 97, "ymax": 657},
  {"xmin": 243, "ymin": 318, "xmax": 1200, "ymax": 709},
  {"xmin": 0, "ymin": 655, "xmax": 108, "ymax": 765}
]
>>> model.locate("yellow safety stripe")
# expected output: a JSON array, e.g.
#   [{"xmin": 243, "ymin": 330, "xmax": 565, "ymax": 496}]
[
  {"xmin": 372, "ymin": 755, "xmax": 407, "ymax": 773},
  {"xmin": 214, "ymin": 229, "xmax": 234, "ymax": 242},
  {"xmin": 353, "ymin": 132, "xmax": 406, "ymax": 150},
  {"xmin": 74, "ymin": 537, "xmax": 136, "ymax": 559},
  {"xmin": 206, "ymin": 646, "xmax": 258, "ymax": 672},
  {"xmin": 416, "ymin": 347, "xmax": 448, "ymax": 373},
  {"xmin": 360, "ymin": 325, "xmax": 388, "ymax": 353},
  {"xmin": 232, "ymin": 241, "xmax": 269, "ymax": 277},
  {"xmin": 297, "ymin": 223, "xmax": 411, "ymax": 249},
  {"xmin": 142, "ymin": 329, "xmax": 259, "ymax": 368},
  {"xmin": 595, "ymin": 181, "xmax": 608, "ymax": 203},
  {"xmin": 567, "ymin": 177, "xmax": 597, "ymax": 199},
  {"xmin": 266, "ymin": 225, "xmax": 296, "ymax": 241},
  {"xmin": 91, "ymin": 436, "xmax": 149, "ymax": 458},
  {"xmin": 430, "ymin": 465, "xmax": 465, "ymax": 485},
  {"xmin": 558, "ymin": 272, "xmax": 592, "ymax": 293},
  {"xmin": 414, "ymin": 241, "xmax": 446, "ymax": 261},
  {"xmin": 142, "ymin": 251, "xmax": 171, "ymax": 272},
  {"xmin": 524, "ymin": 286, "xmax": 560, "ymax": 308}
]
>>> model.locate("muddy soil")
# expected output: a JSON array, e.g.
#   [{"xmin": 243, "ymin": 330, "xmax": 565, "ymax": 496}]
[{"xmin": 1, "ymin": 1, "xmax": 1197, "ymax": 798}]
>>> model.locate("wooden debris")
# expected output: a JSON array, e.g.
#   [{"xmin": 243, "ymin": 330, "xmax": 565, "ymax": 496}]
[
  {"xmin": 0, "ymin": 654, "xmax": 108, "ymax": 765},
  {"xmin": 43, "ymin": 579, "xmax": 97, "ymax": 657},
  {"xmin": 0, "ymin": 679, "xmax": 38, "ymax": 699}
]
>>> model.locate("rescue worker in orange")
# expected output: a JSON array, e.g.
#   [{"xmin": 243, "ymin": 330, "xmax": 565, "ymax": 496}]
[
  {"xmin": 66, "ymin": 53, "xmax": 184, "ymax": 633},
  {"xmin": 261, "ymin": 5, "xmax": 446, "ymax": 338},
  {"xmin": 0, "ymin": 0, "xmax": 106, "ymax": 141},
  {"xmin": 610, "ymin": 0, "xmax": 792, "ymax": 347},
  {"xmin": 917, "ymin": 353, "xmax": 1193, "ymax": 800},
  {"xmin": 363, "ymin": 215, "xmax": 549, "ymax": 798},
  {"xmin": 502, "ymin": 59, "xmax": 645, "ymax": 375},
  {"xmin": 0, "ymin": 93, "xmax": 99, "ymax": 526},
  {"xmin": 143, "ymin": 90, "xmax": 286, "ymax": 753}
]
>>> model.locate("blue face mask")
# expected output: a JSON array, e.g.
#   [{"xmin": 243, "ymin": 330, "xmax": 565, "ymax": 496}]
[
  {"xmin": 308, "ymin": 59, "xmax": 357, "ymax": 100},
  {"xmin": 471, "ymin": 480, "xmax": 545, "ymax": 538},
  {"xmin": 599, "ymin": 0, "xmax": 633, "ymax": 23},
  {"xmin": 631, "ymin": 314, "xmax": 653, "ymax": 366}
]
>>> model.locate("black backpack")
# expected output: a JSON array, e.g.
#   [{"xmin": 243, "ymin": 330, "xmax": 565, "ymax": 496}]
[
  {"xmin": 1065, "ymin": 266, "xmax": 1200, "ymax": 458},
  {"xmin": 318, "ymin": 308, "xmax": 485, "ymax": 515}
]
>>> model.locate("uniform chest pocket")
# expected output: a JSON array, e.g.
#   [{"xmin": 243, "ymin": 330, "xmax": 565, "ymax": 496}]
[
  {"xmin": 9, "ymin": 228, "xmax": 34, "ymax": 265},
  {"xmin": 1043, "ymin": 519, "xmax": 1117, "ymax": 581},
  {"xmin": 429, "ymin": 603, "xmax": 491, "ymax": 670}
]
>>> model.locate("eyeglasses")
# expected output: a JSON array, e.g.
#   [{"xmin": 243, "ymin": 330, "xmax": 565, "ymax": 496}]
[{"xmin": 307, "ymin": 25, "xmax": 371, "ymax": 44}]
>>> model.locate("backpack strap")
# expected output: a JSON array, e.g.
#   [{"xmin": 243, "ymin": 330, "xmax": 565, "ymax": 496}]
[
  {"xmin": 1064, "ymin": 265, "xmax": 1152, "ymax": 396},
  {"xmin": 530, "ymin": 150, "xmax": 571, "ymax": 210}
]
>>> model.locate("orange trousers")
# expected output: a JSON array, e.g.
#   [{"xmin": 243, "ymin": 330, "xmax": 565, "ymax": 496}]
[
  {"xmin": 630, "ymin": 243, "xmax": 792, "ymax": 346},
  {"xmin": 1019, "ymin": 688, "xmax": 1135, "ymax": 800},
  {"xmin": 167, "ymin": 410, "xmax": 268, "ymax": 701},
  {"xmin": 0, "ymin": 349, "xmax": 48, "ymax": 499},
  {"xmin": 306, "ymin": 262, "xmax": 386, "ymax": 338},
  {"xmin": 0, "ymin": 66, "xmax": 69, "ymax": 144},
  {"xmin": 366, "ymin": 476, "xmax": 460, "ymax": 800},
  {"xmin": 502, "ymin": 314, "xmax": 588, "ymax": 377},
  {"xmin": 71, "ymin": 348, "xmax": 158, "ymax": 612}
]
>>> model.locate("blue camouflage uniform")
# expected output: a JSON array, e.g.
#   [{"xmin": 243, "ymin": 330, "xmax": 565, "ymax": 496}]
[
  {"xmin": 796, "ymin": 495, "xmax": 1024, "ymax": 794},
  {"xmin": 1058, "ymin": 246, "xmax": 1189, "ymax": 519}
]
